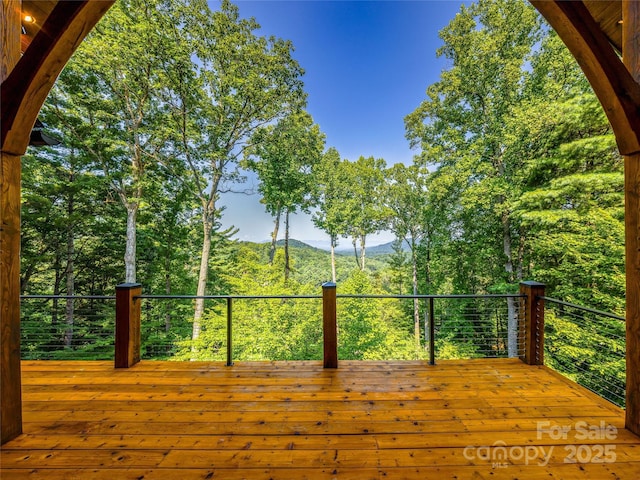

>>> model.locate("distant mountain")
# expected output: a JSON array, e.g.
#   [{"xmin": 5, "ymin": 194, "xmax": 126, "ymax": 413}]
[
  {"xmin": 366, "ymin": 240, "xmax": 411, "ymax": 256},
  {"xmin": 240, "ymin": 238, "xmax": 390, "ymax": 285},
  {"xmin": 274, "ymin": 238, "xmax": 327, "ymax": 253},
  {"xmin": 336, "ymin": 240, "xmax": 411, "ymax": 256},
  {"xmin": 255, "ymin": 238, "xmax": 410, "ymax": 257}
]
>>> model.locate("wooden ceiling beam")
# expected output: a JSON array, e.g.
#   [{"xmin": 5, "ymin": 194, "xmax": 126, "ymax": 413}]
[{"xmin": 531, "ymin": 0, "xmax": 640, "ymax": 156}]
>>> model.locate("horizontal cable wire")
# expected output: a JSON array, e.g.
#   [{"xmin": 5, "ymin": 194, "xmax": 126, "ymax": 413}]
[{"xmin": 543, "ymin": 297, "xmax": 625, "ymax": 407}]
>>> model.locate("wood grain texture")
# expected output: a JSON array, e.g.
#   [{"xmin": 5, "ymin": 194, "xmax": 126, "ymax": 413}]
[
  {"xmin": 623, "ymin": 0, "xmax": 640, "ymax": 438},
  {"xmin": 1, "ymin": 0, "xmax": 20, "ymax": 83},
  {"xmin": 1, "ymin": 152, "xmax": 22, "ymax": 444},
  {"xmin": 520, "ymin": 281, "xmax": 545, "ymax": 365},
  {"xmin": 584, "ymin": 0, "xmax": 622, "ymax": 52},
  {"xmin": 322, "ymin": 283, "xmax": 337, "ymax": 368},
  {"xmin": 1, "ymin": 359, "xmax": 638, "ymax": 478},
  {"xmin": 115, "ymin": 284, "xmax": 142, "ymax": 368}
]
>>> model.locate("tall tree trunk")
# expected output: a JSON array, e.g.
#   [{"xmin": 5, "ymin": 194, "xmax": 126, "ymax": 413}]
[
  {"xmin": 164, "ymin": 250, "xmax": 171, "ymax": 334},
  {"xmin": 411, "ymin": 238, "xmax": 420, "ymax": 348},
  {"xmin": 193, "ymin": 209, "xmax": 214, "ymax": 343},
  {"xmin": 192, "ymin": 170, "xmax": 223, "ymax": 350},
  {"xmin": 352, "ymin": 237, "xmax": 361, "ymax": 270},
  {"xmin": 124, "ymin": 202, "xmax": 138, "ymax": 283},
  {"xmin": 516, "ymin": 233, "xmax": 525, "ymax": 282},
  {"xmin": 425, "ymin": 239, "xmax": 432, "ymax": 292},
  {"xmin": 503, "ymin": 212, "xmax": 518, "ymax": 357},
  {"xmin": 52, "ymin": 253, "xmax": 62, "ymax": 329},
  {"xmin": 284, "ymin": 209, "xmax": 291, "ymax": 282},
  {"xmin": 330, "ymin": 234, "xmax": 337, "ymax": 283},
  {"xmin": 269, "ymin": 208, "xmax": 281, "ymax": 265},
  {"xmin": 64, "ymin": 182, "xmax": 75, "ymax": 349},
  {"xmin": 502, "ymin": 212, "xmax": 514, "ymax": 281},
  {"xmin": 359, "ymin": 234, "xmax": 366, "ymax": 271}
]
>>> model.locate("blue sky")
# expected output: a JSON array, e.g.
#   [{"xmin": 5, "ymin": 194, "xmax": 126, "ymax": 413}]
[{"xmin": 216, "ymin": 0, "xmax": 469, "ymax": 247}]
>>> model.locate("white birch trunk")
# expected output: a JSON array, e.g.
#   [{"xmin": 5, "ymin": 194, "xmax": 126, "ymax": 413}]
[
  {"xmin": 192, "ymin": 213, "xmax": 213, "ymax": 343},
  {"xmin": 359, "ymin": 234, "xmax": 366, "ymax": 271},
  {"xmin": 269, "ymin": 210, "xmax": 281, "ymax": 265},
  {"xmin": 330, "ymin": 235, "xmax": 337, "ymax": 283},
  {"xmin": 411, "ymin": 238, "xmax": 420, "ymax": 348},
  {"xmin": 124, "ymin": 203, "xmax": 138, "ymax": 283},
  {"xmin": 503, "ymin": 212, "xmax": 518, "ymax": 357},
  {"xmin": 284, "ymin": 209, "xmax": 291, "ymax": 281},
  {"xmin": 64, "ymin": 190, "xmax": 75, "ymax": 348}
]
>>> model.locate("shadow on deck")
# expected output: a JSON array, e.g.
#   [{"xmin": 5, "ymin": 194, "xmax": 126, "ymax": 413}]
[{"xmin": 1, "ymin": 358, "xmax": 639, "ymax": 479}]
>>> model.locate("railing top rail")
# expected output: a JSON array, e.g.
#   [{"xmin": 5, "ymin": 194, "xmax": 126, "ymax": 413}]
[
  {"xmin": 540, "ymin": 296, "xmax": 625, "ymax": 322},
  {"xmin": 137, "ymin": 294, "xmax": 322, "ymax": 300},
  {"xmin": 338, "ymin": 294, "xmax": 525, "ymax": 299},
  {"xmin": 135, "ymin": 293, "xmax": 524, "ymax": 301},
  {"xmin": 21, "ymin": 295, "xmax": 116, "ymax": 300}
]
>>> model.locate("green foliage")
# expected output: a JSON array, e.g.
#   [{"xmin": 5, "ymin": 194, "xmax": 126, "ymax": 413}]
[
  {"xmin": 337, "ymin": 271, "xmax": 422, "ymax": 360},
  {"xmin": 545, "ymin": 309, "xmax": 626, "ymax": 406}
]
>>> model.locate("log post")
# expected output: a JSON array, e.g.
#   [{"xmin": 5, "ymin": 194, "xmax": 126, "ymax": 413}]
[
  {"xmin": 623, "ymin": 0, "xmax": 640, "ymax": 437},
  {"xmin": 1, "ymin": 150, "xmax": 22, "ymax": 444},
  {"xmin": 322, "ymin": 282, "xmax": 337, "ymax": 368},
  {"xmin": 1, "ymin": 0, "xmax": 23, "ymax": 446},
  {"xmin": 520, "ymin": 281, "xmax": 545, "ymax": 366},
  {"xmin": 115, "ymin": 283, "xmax": 141, "ymax": 368}
]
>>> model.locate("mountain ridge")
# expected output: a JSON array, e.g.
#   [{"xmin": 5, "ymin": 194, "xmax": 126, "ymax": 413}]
[{"xmin": 259, "ymin": 238, "xmax": 410, "ymax": 256}]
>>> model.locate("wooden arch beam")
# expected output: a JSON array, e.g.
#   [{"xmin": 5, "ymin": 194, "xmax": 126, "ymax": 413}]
[
  {"xmin": 531, "ymin": 0, "xmax": 640, "ymax": 156},
  {"xmin": 1, "ymin": 0, "xmax": 114, "ymax": 155},
  {"xmin": 1, "ymin": 0, "xmax": 113, "ymax": 445}
]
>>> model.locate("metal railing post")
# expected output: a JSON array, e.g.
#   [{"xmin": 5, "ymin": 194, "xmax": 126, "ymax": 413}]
[
  {"xmin": 115, "ymin": 283, "xmax": 142, "ymax": 368},
  {"xmin": 322, "ymin": 282, "xmax": 338, "ymax": 368},
  {"xmin": 226, "ymin": 297, "xmax": 233, "ymax": 366},
  {"xmin": 520, "ymin": 281, "xmax": 545, "ymax": 365},
  {"xmin": 429, "ymin": 297, "xmax": 435, "ymax": 365}
]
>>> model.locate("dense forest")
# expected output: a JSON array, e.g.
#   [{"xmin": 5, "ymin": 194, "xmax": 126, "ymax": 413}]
[{"xmin": 21, "ymin": 0, "xmax": 625, "ymax": 394}]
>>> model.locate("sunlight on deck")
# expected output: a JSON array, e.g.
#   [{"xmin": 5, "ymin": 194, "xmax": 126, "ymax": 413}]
[{"xmin": 1, "ymin": 358, "xmax": 639, "ymax": 479}]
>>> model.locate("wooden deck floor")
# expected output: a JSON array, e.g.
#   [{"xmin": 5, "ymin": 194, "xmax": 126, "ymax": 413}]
[{"xmin": 1, "ymin": 358, "xmax": 639, "ymax": 479}]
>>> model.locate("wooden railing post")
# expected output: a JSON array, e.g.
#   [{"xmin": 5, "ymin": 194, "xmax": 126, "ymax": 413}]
[
  {"xmin": 115, "ymin": 283, "xmax": 141, "ymax": 368},
  {"xmin": 322, "ymin": 282, "xmax": 338, "ymax": 368},
  {"xmin": 520, "ymin": 281, "xmax": 545, "ymax": 365}
]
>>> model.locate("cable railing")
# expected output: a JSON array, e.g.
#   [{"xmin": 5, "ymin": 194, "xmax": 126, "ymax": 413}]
[
  {"xmin": 21, "ymin": 295, "xmax": 116, "ymax": 360},
  {"xmin": 21, "ymin": 291, "xmax": 524, "ymax": 363},
  {"xmin": 336, "ymin": 294, "xmax": 525, "ymax": 362},
  {"xmin": 18, "ymin": 284, "xmax": 630, "ymax": 410},
  {"xmin": 541, "ymin": 296, "xmax": 626, "ymax": 407},
  {"xmin": 137, "ymin": 294, "xmax": 323, "ymax": 362}
]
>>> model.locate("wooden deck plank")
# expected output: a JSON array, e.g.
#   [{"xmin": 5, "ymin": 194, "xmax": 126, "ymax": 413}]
[
  {"xmin": 4, "ymin": 465, "xmax": 640, "ymax": 480},
  {"xmin": 5, "ymin": 444, "xmax": 640, "ymax": 469},
  {"xmin": 2, "ymin": 359, "xmax": 639, "ymax": 479},
  {"xmin": 21, "ymin": 404, "xmax": 619, "ymax": 424},
  {"xmin": 7, "ymin": 428, "xmax": 640, "ymax": 451}
]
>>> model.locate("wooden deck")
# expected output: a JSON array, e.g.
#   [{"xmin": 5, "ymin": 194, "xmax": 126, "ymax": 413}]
[{"xmin": 1, "ymin": 358, "xmax": 639, "ymax": 479}]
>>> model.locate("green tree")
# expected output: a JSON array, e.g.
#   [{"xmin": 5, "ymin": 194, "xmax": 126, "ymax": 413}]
[
  {"xmin": 509, "ymin": 33, "xmax": 624, "ymax": 312},
  {"xmin": 406, "ymin": 0, "xmax": 542, "ymax": 356},
  {"xmin": 47, "ymin": 0, "xmax": 182, "ymax": 283},
  {"xmin": 342, "ymin": 156, "xmax": 389, "ymax": 271},
  {"xmin": 385, "ymin": 163, "xmax": 431, "ymax": 346},
  {"xmin": 312, "ymin": 148, "xmax": 352, "ymax": 282},
  {"xmin": 246, "ymin": 110, "xmax": 325, "ymax": 280},
  {"xmin": 161, "ymin": 0, "xmax": 306, "ymax": 340},
  {"xmin": 405, "ymin": 0, "xmax": 541, "ymax": 292}
]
